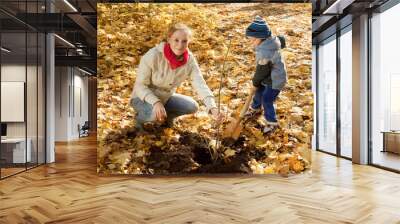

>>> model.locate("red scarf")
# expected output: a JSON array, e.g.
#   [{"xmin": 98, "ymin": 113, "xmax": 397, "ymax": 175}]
[{"xmin": 163, "ymin": 43, "xmax": 189, "ymax": 70}]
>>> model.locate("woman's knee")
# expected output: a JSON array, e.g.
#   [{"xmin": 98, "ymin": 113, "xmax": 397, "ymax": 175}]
[
  {"xmin": 181, "ymin": 97, "xmax": 199, "ymax": 114},
  {"xmin": 166, "ymin": 94, "xmax": 199, "ymax": 114},
  {"xmin": 131, "ymin": 97, "xmax": 155, "ymax": 121},
  {"xmin": 188, "ymin": 101, "xmax": 199, "ymax": 114}
]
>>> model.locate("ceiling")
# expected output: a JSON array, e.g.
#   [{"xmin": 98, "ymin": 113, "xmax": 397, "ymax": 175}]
[
  {"xmin": 0, "ymin": 0, "xmax": 97, "ymax": 74},
  {"xmin": 312, "ymin": 0, "xmax": 390, "ymax": 44}
]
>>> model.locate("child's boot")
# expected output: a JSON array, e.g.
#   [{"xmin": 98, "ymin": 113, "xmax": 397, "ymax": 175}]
[
  {"xmin": 244, "ymin": 106, "xmax": 262, "ymax": 118},
  {"xmin": 263, "ymin": 120, "xmax": 279, "ymax": 133}
]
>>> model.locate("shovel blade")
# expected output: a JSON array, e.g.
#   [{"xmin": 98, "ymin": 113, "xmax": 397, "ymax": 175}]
[{"xmin": 223, "ymin": 118, "xmax": 243, "ymax": 140}]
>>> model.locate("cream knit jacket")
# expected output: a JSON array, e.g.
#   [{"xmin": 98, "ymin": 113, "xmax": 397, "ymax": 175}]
[{"xmin": 131, "ymin": 42, "xmax": 217, "ymax": 112}]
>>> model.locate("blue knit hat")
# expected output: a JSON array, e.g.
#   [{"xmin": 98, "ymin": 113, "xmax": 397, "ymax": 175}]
[{"xmin": 246, "ymin": 16, "xmax": 271, "ymax": 39}]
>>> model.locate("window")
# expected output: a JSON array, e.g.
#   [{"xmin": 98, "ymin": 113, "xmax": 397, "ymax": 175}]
[
  {"xmin": 0, "ymin": 1, "xmax": 47, "ymax": 179},
  {"xmin": 317, "ymin": 35, "xmax": 337, "ymax": 154},
  {"xmin": 339, "ymin": 27, "xmax": 352, "ymax": 158},
  {"xmin": 371, "ymin": 3, "xmax": 400, "ymax": 171}
]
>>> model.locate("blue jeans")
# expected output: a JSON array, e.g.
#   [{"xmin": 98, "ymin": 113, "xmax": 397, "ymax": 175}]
[
  {"xmin": 251, "ymin": 85, "xmax": 281, "ymax": 123},
  {"xmin": 131, "ymin": 94, "xmax": 199, "ymax": 129}
]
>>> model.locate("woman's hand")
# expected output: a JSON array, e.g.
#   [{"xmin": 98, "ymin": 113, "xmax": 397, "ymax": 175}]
[
  {"xmin": 210, "ymin": 108, "xmax": 225, "ymax": 124},
  {"xmin": 153, "ymin": 102, "xmax": 167, "ymax": 122}
]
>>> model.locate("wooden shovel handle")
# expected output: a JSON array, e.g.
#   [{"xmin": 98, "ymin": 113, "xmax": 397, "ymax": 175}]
[{"xmin": 238, "ymin": 87, "xmax": 256, "ymax": 119}]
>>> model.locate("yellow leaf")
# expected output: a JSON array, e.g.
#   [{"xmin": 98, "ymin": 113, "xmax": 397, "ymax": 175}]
[
  {"xmin": 263, "ymin": 165, "xmax": 275, "ymax": 174},
  {"xmin": 224, "ymin": 149, "xmax": 236, "ymax": 158},
  {"xmin": 155, "ymin": 141, "xmax": 164, "ymax": 147}
]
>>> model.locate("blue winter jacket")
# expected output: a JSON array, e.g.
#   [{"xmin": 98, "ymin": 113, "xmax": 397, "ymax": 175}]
[{"xmin": 253, "ymin": 36, "xmax": 287, "ymax": 90}]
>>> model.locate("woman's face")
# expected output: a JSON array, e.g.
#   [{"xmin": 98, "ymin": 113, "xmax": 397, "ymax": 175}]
[
  {"xmin": 249, "ymin": 36, "xmax": 262, "ymax": 47},
  {"xmin": 168, "ymin": 30, "xmax": 190, "ymax": 56}
]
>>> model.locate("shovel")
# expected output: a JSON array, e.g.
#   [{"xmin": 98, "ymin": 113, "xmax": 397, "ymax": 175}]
[{"xmin": 223, "ymin": 87, "xmax": 256, "ymax": 140}]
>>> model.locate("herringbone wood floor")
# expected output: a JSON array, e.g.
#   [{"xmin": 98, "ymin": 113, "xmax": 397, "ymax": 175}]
[{"xmin": 1, "ymin": 135, "xmax": 400, "ymax": 224}]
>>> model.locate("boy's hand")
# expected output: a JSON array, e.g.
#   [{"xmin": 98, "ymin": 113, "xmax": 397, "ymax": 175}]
[{"xmin": 252, "ymin": 82, "xmax": 261, "ymax": 88}]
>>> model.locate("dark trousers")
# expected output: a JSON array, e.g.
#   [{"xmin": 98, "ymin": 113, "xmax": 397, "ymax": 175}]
[
  {"xmin": 131, "ymin": 94, "xmax": 198, "ymax": 129},
  {"xmin": 251, "ymin": 85, "xmax": 280, "ymax": 123}
]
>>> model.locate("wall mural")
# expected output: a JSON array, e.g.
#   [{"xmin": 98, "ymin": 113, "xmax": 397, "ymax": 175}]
[{"xmin": 97, "ymin": 3, "xmax": 313, "ymax": 175}]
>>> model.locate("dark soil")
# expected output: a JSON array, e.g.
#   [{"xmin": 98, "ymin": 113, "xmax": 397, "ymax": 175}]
[
  {"xmin": 145, "ymin": 129, "xmax": 255, "ymax": 174},
  {"xmin": 103, "ymin": 122, "xmax": 267, "ymax": 175}
]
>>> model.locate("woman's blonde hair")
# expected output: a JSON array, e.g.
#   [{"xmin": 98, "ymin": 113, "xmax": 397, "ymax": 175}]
[{"xmin": 166, "ymin": 23, "xmax": 193, "ymax": 39}]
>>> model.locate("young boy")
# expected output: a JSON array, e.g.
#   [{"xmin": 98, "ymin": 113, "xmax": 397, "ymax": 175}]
[{"xmin": 245, "ymin": 16, "xmax": 287, "ymax": 133}]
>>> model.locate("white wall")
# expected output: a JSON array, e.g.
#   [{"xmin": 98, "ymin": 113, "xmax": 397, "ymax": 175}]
[
  {"xmin": 55, "ymin": 66, "xmax": 69, "ymax": 141},
  {"xmin": 55, "ymin": 67, "xmax": 89, "ymax": 141},
  {"xmin": 1, "ymin": 65, "xmax": 28, "ymax": 138},
  {"xmin": 1, "ymin": 63, "xmax": 45, "ymax": 164},
  {"xmin": 73, "ymin": 73, "xmax": 89, "ymax": 138},
  {"xmin": 1, "ymin": 64, "xmax": 26, "ymax": 81},
  {"xmin": 1, "ymin": 64, "xmax": 26, "ymax": 141}
]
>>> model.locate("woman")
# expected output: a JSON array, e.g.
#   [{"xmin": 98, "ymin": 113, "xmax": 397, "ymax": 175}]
[{"xmin": 131, "ymin": 23, "xmax": 223, "ymax": 130}]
